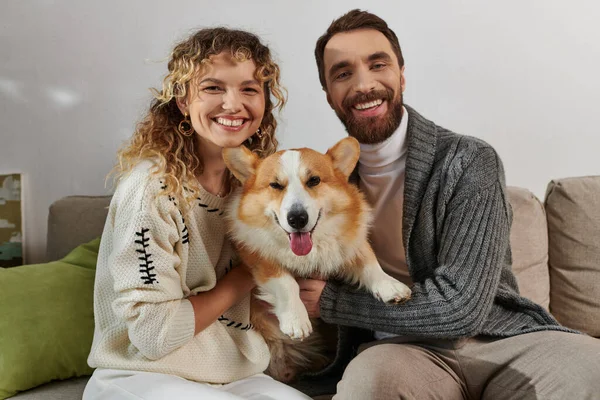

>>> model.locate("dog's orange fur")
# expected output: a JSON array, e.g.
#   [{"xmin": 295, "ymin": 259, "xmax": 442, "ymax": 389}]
[
  {"xmin": 237, "ymin": 248, "xmax": 283, "ymax": 283},
  {"xmin": 222, "ymin": 137, "xmax": 411, "ymax": 382}
]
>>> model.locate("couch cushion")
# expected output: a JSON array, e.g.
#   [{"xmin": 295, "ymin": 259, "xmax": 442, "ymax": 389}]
[
  {"xmin": 0, "ymin": 238, "xmax": 99, "ymax": 399},
  {"xmin": 7, "ymin": 377, "xmax": 88, "ymax": 400},
  {"xmin": 46, "ymin": 196, "xmax": 111, "ymax": 261},
  {"xmin": 507, "ymin": 187, "xmax": 550, "ymax": 310},
  {"xmin": 545, "ymin": 176, "xmax": 600, "ymax": 337}
]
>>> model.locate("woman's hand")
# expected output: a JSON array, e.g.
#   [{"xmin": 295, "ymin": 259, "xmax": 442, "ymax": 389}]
[
  {"xmin": 227, "ymin": 263, "xmax": 256, "ymax": 292},
  {"xmin": 188, "ymin": 264, "xmax": 256, "ymax": 335},
  {"xmin": 297, "ymin": 278, "xmax": 326, "ymax": 318}
]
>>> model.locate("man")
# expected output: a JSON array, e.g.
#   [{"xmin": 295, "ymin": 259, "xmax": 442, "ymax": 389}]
[{"xmin": 298, "ymin": 9, "xmax": 600, "ymax": 399}]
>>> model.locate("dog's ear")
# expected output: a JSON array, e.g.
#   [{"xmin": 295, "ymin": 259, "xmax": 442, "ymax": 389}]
[
  {"xmin": 222, "ymin": 146, "xmax": 258, "ymax": 184},
  {"xmin": 326, "ymin": 137, "xmax": 360, "ymax": 178}
]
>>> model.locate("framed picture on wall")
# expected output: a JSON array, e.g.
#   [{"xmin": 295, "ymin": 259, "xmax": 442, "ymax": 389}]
[{"xmin": 0, "ymin": 173, "xmax": 23, "ymax": 268}]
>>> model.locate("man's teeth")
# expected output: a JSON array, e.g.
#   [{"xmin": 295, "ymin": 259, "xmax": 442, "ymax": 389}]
[
  {"xmin": 216, "ymin": 117, "xmax": 244, "ymax": 127},
  {"xmin": 354, "ymin": 99, "xmax": 383, "ymax": 110}
]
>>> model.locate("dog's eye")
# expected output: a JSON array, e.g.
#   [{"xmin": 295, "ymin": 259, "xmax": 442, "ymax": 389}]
[
  {"xmin": 269, "ymin": 182, "xmax": 285, "ymax": 190},
  {"xmin": 307, "ymin": 176, "xmax": 321, "ymax": 187}
]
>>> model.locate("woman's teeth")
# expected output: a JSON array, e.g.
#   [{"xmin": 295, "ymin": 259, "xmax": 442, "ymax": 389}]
[
  {"xmin": 354, "ymin": 99, "xmax": 383, "ymax": 110},
  {"xmin": 216, "ymin": 117, "xmax": 244, "ymax": 127}
]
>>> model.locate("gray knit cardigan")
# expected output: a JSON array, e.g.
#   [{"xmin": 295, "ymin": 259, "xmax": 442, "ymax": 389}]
[{"xmin": 320, "ymin": 105, "xmax": 574, "ymax": 340}]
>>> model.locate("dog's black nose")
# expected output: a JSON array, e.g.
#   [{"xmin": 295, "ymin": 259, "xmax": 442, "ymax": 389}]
[{"xmin": 287, "ymin": 206, "xmax": 309, "ymax": 230}]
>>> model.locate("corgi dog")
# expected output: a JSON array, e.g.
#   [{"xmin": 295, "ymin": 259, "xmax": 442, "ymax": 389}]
[{"xmin": 222, "ymin": 137, "xmax": 411, "ymax": 381}]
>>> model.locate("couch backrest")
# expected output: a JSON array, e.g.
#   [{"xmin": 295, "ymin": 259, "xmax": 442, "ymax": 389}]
[
  {"xmin": 46, "ymin": 195, "xmax": 111, "ymax": 261},
  {"xmin": 508, "ymin": 176, "xmax": 600, "ymax": 337},
  {"xmin": 506, "ymin": 187, "xmax": 550, "ymax": 310},
  {"xmin": 45, "ymin": 190, "xmax": 554, "ymax": 310},
  {"xmin": 545, "ymin": 176, "xmax": 600, "ymax": 337},
  {"xmin": 42, "ymin": 191, "xmax": 561, "ymax": 305},
  {"xmin": 45, "ymin": 178, "xmax": 600, "ymax": 336}
]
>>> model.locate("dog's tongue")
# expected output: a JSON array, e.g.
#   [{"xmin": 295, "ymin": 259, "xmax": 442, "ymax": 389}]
[{"xmin": 290, "ymin": 232, "xmax": 313, "ymax": 256}]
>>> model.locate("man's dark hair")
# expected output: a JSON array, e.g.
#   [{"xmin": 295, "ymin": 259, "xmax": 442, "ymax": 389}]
[{"xmin": 315, "ymin": 9, "xmax": 404, "ymax": 89}]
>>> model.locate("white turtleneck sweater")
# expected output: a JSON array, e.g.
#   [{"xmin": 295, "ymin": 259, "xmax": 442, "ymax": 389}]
[{"xmin": 358, "ymin": 106, "xmax": 411, "ymax": 287}]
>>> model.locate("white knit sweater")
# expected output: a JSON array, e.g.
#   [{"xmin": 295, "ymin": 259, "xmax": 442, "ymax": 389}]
[{"xmin": 87, "ymin": 160, "xmax": 270, "ymax": 383}]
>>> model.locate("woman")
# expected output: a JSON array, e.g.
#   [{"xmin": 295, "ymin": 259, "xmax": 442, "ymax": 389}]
[{"xmin": 83, "ymin": 27, "xmax": 311, "ymax": 400}]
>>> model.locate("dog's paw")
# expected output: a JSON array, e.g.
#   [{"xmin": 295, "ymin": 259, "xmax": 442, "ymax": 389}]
[
  {"xmin": 372, "ymin": 279, "xmax": 412, "ymax": 304},
  {"xmin": 277, "ymin": 309, "xmax": 313, "ymax": 340}
]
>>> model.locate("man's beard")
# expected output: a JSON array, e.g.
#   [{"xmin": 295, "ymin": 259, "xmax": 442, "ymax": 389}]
[{"xmin": 334, "ymin": 88, "xmax": 403, "ymax": 145}]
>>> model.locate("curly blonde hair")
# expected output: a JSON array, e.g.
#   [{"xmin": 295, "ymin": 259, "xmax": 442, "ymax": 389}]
[{"xmin": 112, "ymin": 27, "xmax": 286, "ymax": 205}]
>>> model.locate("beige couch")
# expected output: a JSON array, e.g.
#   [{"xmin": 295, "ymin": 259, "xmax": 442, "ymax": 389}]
[{"xmin": 9, "ymin": 176, "xmax": 600, "ymax": 399}]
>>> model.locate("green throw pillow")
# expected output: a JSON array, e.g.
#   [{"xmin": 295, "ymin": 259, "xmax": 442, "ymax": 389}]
[{"xmin": 0, "ymin": 237, "xmax": 100, "ymax": 399}]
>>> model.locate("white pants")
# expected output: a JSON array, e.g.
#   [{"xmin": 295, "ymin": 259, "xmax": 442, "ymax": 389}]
[{"xmin": 83, "ymin": 368, "xmax": 312, "ymax": 400}]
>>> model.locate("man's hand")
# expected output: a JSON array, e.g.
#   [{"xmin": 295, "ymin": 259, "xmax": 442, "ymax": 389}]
[{"xmin": 297, "ymin": 278, "xmax": 326, "ymax": 318}]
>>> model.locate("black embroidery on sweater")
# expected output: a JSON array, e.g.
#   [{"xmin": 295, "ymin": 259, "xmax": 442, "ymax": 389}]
[
  {"xmin": 160, "ymin": 180, "xmax": 190, "ymax": 245},
  {"xmin": 216, "ymin": 259, "xmax": 251, "ymax": 331},
  {"xmin": 197, "ymin": 197, "xmax": 223, "ymax": 215},
  {"xmin": 218, "ymin": 315, "xmax": 253, "ymax": 331},
  {"xmin": 179, "ymin": 209, "xmax": 189, "ymax": 244},
  {"xmin": 135, "ymin": 228, "xmax": 158, "ymax": 284}
]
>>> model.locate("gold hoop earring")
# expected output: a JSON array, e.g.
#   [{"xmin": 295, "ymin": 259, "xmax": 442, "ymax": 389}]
[{"xmin": 178, "ymin": 113, "xmax": 194, "ymax": 136}]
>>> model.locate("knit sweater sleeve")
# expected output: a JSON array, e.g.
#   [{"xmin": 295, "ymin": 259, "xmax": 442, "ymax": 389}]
[
  {"xmin": 108, "ymin": 172, "xmax": 195, "ymax": 360},
  {"xmin": 320, "ymin": 147, "xmax": 511, "ymax": 338}
]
